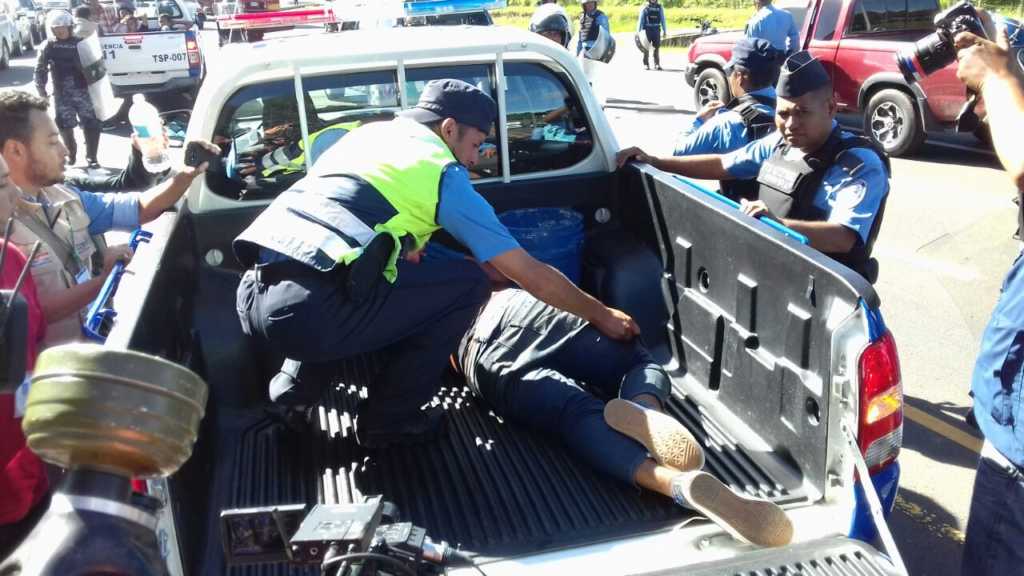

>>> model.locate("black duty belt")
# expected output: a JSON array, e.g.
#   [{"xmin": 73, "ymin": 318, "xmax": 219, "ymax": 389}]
[{"xmin": 252, "ymin": 260, "xmax": 342, "ymax": 285}]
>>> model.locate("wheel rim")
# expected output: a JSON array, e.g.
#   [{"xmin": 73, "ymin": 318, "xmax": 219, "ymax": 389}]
[
  {"xmin": 870, "ymin": 101, "xmax": 905, "ymax": 148},
  {"xmin": 697, "ymin": 78, "xmax": 721, "ymax": 107}
]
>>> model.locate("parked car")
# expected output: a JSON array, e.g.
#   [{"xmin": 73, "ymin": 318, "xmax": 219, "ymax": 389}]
[
  {"xmin": 20, "ymin": 0, "xmax": 45, "ymax": 44},
  {"xmin": 684, "ymin": 0, "xmax": 968, "ymax": 157},
  {"xmin": 0, "ymin": 0, "xmax": 17, "ymax": 67},
  {"xmin": 88, "ymin": 25, "xmax": 905, "ymax": 576},
  {"xmin": 5, "ymin": 0, "xmax": 34, "ymax": 54}
]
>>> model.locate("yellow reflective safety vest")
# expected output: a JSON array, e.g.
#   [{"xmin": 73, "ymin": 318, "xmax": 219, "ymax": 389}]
[
  {"xmin": 234, "ymin": 118, "xmax": 457, "ymax": 283},
  {"xmin": 12, "ymin": 185, "xmax": 105, "ymax": 346},
  {"xmin": 259, "ymin": 121, "xmax": 361, "ymax": 177}
]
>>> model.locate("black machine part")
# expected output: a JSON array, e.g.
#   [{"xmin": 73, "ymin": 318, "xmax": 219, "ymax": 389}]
[
  {"xmin": 0, "ymin": 290, "xmax": 28, "ymax": 394},
  {"xmin": 184, "ymin": 140, "xmax": 223, "ymax": 172}
]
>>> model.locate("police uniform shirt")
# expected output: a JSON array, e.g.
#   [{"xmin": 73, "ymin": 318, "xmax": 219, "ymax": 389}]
[
  {"xmin": 722, "ymin": 121, "xmax": 889, "ymax": 245},
  {"xmin": 746, "ymin": 3, "xmax": 800, "ymax": 55},
  {"xmin": 637, "ymin": 4, "xmax": 667, "ymax": 36},
  {"xmin": 673, "ymin": 86, "xmax": 777, "ymax": 156},
  {"xmin": 971, "ymin": 252, "xmax": 1024, "ymax": 468}
]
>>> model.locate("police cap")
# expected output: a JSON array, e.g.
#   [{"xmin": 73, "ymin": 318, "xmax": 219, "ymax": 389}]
[
  {"xmin": 398, "ymin": 79, "xmax": 497, "ymax": 135},
  {"xmin": 726, "ymin": 38, "xmax": 782, "ymax": 86},
  {"xmin": 776, "ymin": 51, "xmax": 832, "ymax": 98}
]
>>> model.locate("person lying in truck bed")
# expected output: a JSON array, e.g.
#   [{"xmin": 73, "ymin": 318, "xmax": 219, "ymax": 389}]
[{"xmin": 453, "ymin": 285, "xmax": 794, "ymax": 548}]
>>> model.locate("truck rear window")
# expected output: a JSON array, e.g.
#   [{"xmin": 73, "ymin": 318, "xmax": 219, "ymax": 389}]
[
  {"xmin": 206, "ymin": 70, "xmax": 401, "ymax": 200},
  {"xmin": 847, "ymin": 0, "xmax": 937, "ymax": 34}
]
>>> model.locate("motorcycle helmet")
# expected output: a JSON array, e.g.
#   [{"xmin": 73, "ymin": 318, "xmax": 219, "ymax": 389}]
[
  {"xmin": 530, "ymin": 4, "xmax": 572, "ymax": 48},
  {"xmin": 47, "ymin": 9, "xmax": 74, "ymax": 30}
]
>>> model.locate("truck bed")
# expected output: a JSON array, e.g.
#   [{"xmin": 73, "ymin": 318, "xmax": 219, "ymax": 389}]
[{"xmin": 204, "ymin": 355, "xmax": 806, "ymax": 576}]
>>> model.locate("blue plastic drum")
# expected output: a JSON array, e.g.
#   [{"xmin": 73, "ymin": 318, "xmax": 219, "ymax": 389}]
[{"xmin": 498, "ymin": 208, "xmax": 584, "ymax": 284}]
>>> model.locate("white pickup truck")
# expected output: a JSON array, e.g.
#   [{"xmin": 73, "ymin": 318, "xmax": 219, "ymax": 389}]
[
  {"xmin": 98, "ymin": 0, "xmax": 204, "ymax": 98},
  {"xmin": 101, "ymin": 25, "xmax": 907, "ymax": 576}
]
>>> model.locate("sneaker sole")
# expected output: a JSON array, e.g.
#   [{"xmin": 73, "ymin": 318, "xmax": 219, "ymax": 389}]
[
  {"xmin": 604, "ymin": 398, "xmax": 704, "ymax": 472},
  {"xmin": 675, "ymin": 471, "xmax": 793, "ymax": 548}
]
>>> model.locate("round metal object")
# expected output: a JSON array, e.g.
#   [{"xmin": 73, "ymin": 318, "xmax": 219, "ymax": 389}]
[
  {"xmin": 205, "ymin": 248, "xmax": 224, "ymax": 267},
  {"xmin": 697, "ymin": 78, "xmax": 720, "ymax": 107},
  {"xmin": 869, "ymin": 101, "xmax": 904, "ymax": 148},
  {"xmin": 22, "ymin": 344, "xmax": 208, "ymax": 478}
]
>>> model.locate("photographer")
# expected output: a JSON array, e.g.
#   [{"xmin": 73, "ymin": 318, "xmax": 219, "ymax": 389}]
[{"xmin": 955, "ymin": 25, "xmax": 1024, "ymax": 576}]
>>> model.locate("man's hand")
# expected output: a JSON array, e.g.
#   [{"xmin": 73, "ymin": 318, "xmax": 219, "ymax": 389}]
[
  {"xmin": 591, "ymin": 306, "xmax": 641, "ymax": 341},
  {"xmin": 616, "ymin": 146, "xmax": 656, "ymax": 168},
  {"xmin": 740, "ymin": 198, "xmax": 778, "ymax": 221},
  {"xmin": 955, "ymin": 29, "xmax": 1013, "ymax": 92},
  {"xmin": 696, "ymin": 100, "xmax": 725, "ymax": 122},
  {"xmin": 102, "ymin": 244, "xmax": 134, "ymax": 275}
]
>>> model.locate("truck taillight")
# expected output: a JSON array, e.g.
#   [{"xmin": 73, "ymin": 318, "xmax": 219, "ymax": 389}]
[
  {"xmin": 186, "ymin": 39, "xmax": 200, "ymax": 66},
  {"xmin": 858, "ymin": 331, "xmax": 903, "ymax": 472},
  {"xmin": 132, "ymin": 478, "xmax": 148, "ymax": 494}
]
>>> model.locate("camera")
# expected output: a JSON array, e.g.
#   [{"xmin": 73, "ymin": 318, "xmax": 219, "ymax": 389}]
[
  {"xmin": 220, "ymin": 496, "xmax": 471, "ymax": 575},
  {"xmin": 897, "ymin": 0, "xmax": 988, "ymax": 83}
]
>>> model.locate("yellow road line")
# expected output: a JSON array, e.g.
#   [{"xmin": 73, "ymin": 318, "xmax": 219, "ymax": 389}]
[{"xmin": 904, "ymin": 405, "xmax": 983, "ymax": 454}]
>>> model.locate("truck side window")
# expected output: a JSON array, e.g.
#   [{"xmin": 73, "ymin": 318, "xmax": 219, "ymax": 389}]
[
  {"xmin": 813, "ymin": 0, "xmax": 843, "ymax": 40},
  {"xmin": 906, "ymin": 0, "xmax": 936, "ymax": 30},
  {"xmin": 207, "ymin": 70, "xmax": 400, "ymax": 200},
  {"xmin": 503, "ymin": 62, "xmax": 593, "ymax": 176},
  {"xmin": 848, "ymin": 0, "xmax": 917, "ymax": 34},
  {"xmin": 405, "ymin": 64, "xmax": 501, "ymax": 180}
]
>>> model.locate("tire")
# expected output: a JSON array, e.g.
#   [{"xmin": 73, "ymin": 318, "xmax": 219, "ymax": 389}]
[
  {"xmin": 0, "ymin": 42, "xmax": 9, "ymax": 70},
  {"xmin": 11, "ymin": 35, "xmax": 20, "ymax": 58},
  {"xmin": 864, "ymin": 88, "xmax": 925, "ymax": 157},
  {"xmin": 694, "ymin": 67, "xmax": 730, "ymax": 110}
]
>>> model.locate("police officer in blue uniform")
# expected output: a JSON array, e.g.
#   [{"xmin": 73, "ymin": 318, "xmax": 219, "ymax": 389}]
[
  {"xmin": 746, "ymin": 0, "xmax": 800, "ymax": 56},
  {"xmin": 673, "ymin": 37, "xmax": 781, "ymax": 201},
  {"xmin": 618, "ymin": 52, "xmax": 889, "ymax": 281},
  {"xmin": 577, "ymin": 0, "xmax": 610, "ymax": 58},
  {"xmin": 637, "ymin": 0, "xmax": 667, "ymax": 70},
  {"xmin": 234, "ymin": 80, "xmax": 640, "ymax": 448}
]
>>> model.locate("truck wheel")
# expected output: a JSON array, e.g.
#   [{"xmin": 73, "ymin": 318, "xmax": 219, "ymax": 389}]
[
  {"xmin": 0, "ymin": 42, "xmax": 9, "ymax": 70},
  {"xmin": 11, "ymin": 36, "xmax": 20, "ymax": 57},
  {"xmin": 694, "ymin": 67, "xmax": 730, "ymax": 110},
  {"xmin": 865, "ymin": 89, "xmax": 925, "ymax": 157}
]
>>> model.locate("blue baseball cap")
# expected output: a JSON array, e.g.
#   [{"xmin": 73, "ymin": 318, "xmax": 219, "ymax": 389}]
[
  {"xmin": 777, "ymin": 51, "xmax": 832, "ymax": 98},
  {"xmin": 398, "ymin": 79, "xmax": 497, "ymax": 135},
  {"xmin": 726, "ymin": 38, "xmax": 782, "ymax": 86}
]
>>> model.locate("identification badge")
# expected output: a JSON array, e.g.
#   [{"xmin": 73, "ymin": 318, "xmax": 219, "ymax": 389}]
[{"xmin": 75, "ymin": 268, "xmax": 92, "ymax": 285}]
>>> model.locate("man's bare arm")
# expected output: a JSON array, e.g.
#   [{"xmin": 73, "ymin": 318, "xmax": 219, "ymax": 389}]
[
  {"xmin": 616, "ymin": 146, "xmax": 732, "ymax": 180},
  {"xmin": 488, "ymin": 248, "xmax": 639, "ymax": 340},
  {"xmin": 779, "ymin": 219, "xmax": 858, "ymax": 253},
  {"xmin": 38, "ymin": 275, "xmax": 105, "ymax": 322}
]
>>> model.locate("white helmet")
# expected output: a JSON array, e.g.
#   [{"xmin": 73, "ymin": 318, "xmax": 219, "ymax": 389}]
[
  {"xmin": 47, "ymin": 9, "xmax": 74, "ymax": 30},
  {"xmin": 579, "ymin": 0, "xmax": 598, "ymax": 4}
]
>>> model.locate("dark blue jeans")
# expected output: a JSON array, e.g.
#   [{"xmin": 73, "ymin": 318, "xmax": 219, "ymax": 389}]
[
  {"xmin": 962, "ymin": 447, "xmax": 1024, "ymax": 575},
  {"xmin": 237, "ymin": 258, "xmax": 490, "ymax": 426},
  {"xmin": 459, "ymin": 289, "xmax": 671, "ymax": 486}
]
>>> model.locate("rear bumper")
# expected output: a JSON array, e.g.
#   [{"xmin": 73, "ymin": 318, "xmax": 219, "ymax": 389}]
[
  {"xmin": 849, "ymin": 460, "xmax": 901, "ymax": 542},
  {"xmin": 111, "ymin": 75, "xmax": 201, "ymax": 97},
  {"xmin": 684, "ymin": 63, "xmax": 697, "ymax": 87}
]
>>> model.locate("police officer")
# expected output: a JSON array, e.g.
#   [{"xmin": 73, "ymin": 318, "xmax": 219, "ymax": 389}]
[
  {"xmin": 673, "ymin": 37, "xmax": 781, "ymax": 201},
  {"xmin": 746, "ymin": 0, "xmax": 799, "ymax": 56},
  {"xmin": 530, "ymin": 1, "xmax": 573, "ymax": 49},
  {"xmin": 637, "ymin": 0, "xmax": 666, "ymax": 70},
  {"xmin": 618, "ymin": 52, "xmax": 889, "ymax": 281},
  {"xmin": 0, "ymin": 90, "xmax": 215, "ymax": 346},
  {"xmin": 34, "ymin": 10, "xmax": 102, "ymax": 170},
  {"xmin": 577, "ymin": 0, "xmax": 610, "ymax": 59},
  {"xmin": 234, "ymin": 79, "xmax": 640, "ymax": 448}
]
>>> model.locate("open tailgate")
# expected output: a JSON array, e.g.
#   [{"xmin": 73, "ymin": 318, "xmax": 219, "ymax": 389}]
[{"xmin": 640, "ymin": 537, "xmax": 901, "ymax": 575}]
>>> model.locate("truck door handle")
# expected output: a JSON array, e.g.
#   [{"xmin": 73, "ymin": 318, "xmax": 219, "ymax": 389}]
[{"xmin": 82, "ymin": 229, "xmax": 154, "ymax": 343}]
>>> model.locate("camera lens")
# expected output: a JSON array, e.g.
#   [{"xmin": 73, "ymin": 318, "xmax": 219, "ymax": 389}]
[{"xmin": 898, "ymin": 31, "xmax": 956, "ymax": 83}]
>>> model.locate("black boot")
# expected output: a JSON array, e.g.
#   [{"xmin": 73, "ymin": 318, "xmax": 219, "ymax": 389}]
[
  {"xmin": 84, "ymin": 126, "xmax": 101, "ymax": 168},
  {"xmin": 60, "ymin": 129, "xmax": 77, "ymax": 166}
]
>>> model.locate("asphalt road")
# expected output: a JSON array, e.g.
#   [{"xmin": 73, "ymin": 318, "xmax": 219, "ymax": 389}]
[{"xmin": 3, "ymin": 26, "xmax": 1012, "ymax": 576}]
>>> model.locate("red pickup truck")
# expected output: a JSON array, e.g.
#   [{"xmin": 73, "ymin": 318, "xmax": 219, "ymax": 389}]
[{"xmin": 683, "ymin": 0, "xmax": 968, "ymax": 157}]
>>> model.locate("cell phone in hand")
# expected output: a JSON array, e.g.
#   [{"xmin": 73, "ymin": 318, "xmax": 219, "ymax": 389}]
[{"xmin": 184, "ymin": 141, "xmax": 222, "ymax": 172}]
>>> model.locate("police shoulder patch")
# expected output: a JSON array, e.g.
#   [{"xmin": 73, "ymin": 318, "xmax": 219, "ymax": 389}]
[{"xmin": 836, "ymin": 149, "xmax": 869, "ymax": 178}]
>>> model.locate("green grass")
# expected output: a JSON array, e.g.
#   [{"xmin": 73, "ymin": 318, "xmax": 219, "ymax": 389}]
[{"xmin": 492, "ymin": 4, "xmax": 750, "ymax": 34}]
